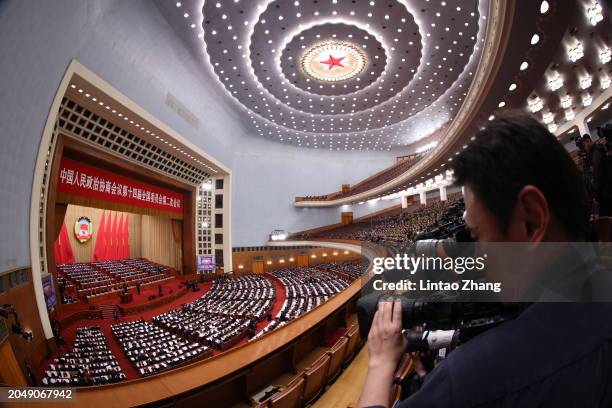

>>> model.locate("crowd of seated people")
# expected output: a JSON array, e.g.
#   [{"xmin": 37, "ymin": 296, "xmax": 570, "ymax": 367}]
[
  {"xmin": 122, "ymin": 258, "xmax": 169, "ymax": 276},
  {"xmin": 152, "ymin": 275, "xmax": 275, "ymax": 350},
  {"xmin": 42, "ymin": 326, "xmax": 126, "ymax": 386},
  {"xmin": 295, "ymin": 154, "xmax": 423, "ymax": 201},
  {"xmin": 303, "ymin": 194, "xmax": 462, "ymax": 248},
  {"xmin": 315, "ymin": 261, "xmax": 368, "ymax": 279},
  {"xmin": 271, "ymin": 268, "xmax": 351, "ymax": 321},
  {"xmin": 112, "ymin": 320, "xmax": 211, "ymax": 377},
  {"xmin": 56, "ymin": 258, "xmax": 174, "ymax": 301}
]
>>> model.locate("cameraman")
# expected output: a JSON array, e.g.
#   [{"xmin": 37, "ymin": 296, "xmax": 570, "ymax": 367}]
[
  {"xmin": 358, "ymin": 115, "xmax": 612, "ymax": 408},
  {"xmin": 579, "ymin": 130, "xmax": 612, "ymax": 216}
]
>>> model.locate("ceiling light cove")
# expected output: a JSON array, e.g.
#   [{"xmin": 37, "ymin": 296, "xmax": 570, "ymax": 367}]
[
  {"xmin": 301, "ymin": 42, "xmax": 366, "ymax": 83},
  {"xmin": 197, "ymin": 0, "xmax": 487, "ymax": 150}
]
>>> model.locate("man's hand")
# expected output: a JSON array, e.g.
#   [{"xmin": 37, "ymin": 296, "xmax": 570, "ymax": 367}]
[
  {"xmin": 358, "ymin": 298, "xmax": 407, "ymax": 408},
  {"xmin": 368, "ymin": 298, "xmax": 408, "ymax": 369}
]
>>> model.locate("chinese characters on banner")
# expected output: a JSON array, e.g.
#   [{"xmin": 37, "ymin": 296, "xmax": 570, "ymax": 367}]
[{"xmin": 57, "ymin": 157, "xmax": 184, "ymax": 214}]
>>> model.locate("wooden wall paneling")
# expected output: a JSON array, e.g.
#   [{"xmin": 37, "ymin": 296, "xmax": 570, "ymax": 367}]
[
  {"xmin": 297, "ymin": 255, "xmax": 309, "ymax": 267},
  {"xmin": 0, "ymin": 340, "xmax": 27, "ymax": 386},
  {"xmin": 0, "ymin": 269, "xmax": 49, "ymax": 381},
  {"xmin": 252, "ymin": 261, "xmax": 264, "ymax": 274}
]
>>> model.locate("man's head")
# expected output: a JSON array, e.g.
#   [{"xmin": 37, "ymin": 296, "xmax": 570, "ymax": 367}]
[
  {"xmin": 451, "ymin": 115, "xmax": 589, "ymax": 243},
  {"xmin": 578, "ymin": 134, "xmax": 593, "ymax": 153}
]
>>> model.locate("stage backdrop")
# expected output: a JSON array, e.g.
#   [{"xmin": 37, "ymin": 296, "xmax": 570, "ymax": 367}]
[{"xmin": 62, "ymin": 204, "xmax": 181, "ymax": 270}]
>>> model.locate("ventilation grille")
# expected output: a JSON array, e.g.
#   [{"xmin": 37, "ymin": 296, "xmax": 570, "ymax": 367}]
[{"xmin": 57, "ymin": 97, "xmax": 210, "ymax": 185}]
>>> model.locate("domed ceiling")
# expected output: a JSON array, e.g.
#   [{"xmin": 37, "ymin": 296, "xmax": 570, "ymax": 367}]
[{"xmin": 157, "ymin": 0, "xmax": 490, "ymax": 150}]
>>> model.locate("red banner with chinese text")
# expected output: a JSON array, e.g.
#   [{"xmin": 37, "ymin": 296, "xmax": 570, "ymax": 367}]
[{"xmin": 57, "ymin": 157, "xmax": 183, "ymax": 214}]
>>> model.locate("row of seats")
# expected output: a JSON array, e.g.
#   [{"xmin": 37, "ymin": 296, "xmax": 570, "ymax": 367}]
[
  {"xmin": 111, "ymin": 319, "xmax": 211, "ymax": 377},
  {"xmin": 253, "ymin": 324, "xmax": 366, "ymax": 407},
  {"xmin": 42, "ymin": 326, "xmax": 126, "ymax": 386}
]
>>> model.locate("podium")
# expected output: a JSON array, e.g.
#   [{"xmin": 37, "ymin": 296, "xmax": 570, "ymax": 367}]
[{"xmin": 120, "ymin": 293, "xmax": 133, "ymax": 304}]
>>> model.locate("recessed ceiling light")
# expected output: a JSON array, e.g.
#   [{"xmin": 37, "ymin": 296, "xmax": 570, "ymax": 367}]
[
  {"xmin": 530, "ymin": 33, "xmax": 540, "ymax": 45},
  {"xmin": 540, "ymin": 1, "xmax": 549, "ymax": 14},
  {"xmin": 508, "ymin": 83, "xmax": 517, "ymax": 91},
  {"xmin": 520, "ymin": 61, "xmax": 529, "ymax": 71}
]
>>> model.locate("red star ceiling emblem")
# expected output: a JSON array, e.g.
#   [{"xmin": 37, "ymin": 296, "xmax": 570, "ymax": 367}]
[{"xmin": 320, "ymin": 54, "xmax": 345, "ymax": 70}]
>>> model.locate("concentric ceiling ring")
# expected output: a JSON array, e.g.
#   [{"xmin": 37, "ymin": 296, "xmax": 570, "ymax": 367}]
[{"xmin": 201, "ymin": 0, "xmax": 487, "ymax": 149}]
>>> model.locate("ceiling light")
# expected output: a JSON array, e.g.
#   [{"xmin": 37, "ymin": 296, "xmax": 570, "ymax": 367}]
[
  {"xmin": 542, "ymin": 111, "xmax": 554, "ymax": 124},
  {"xmin": 568, "ymin": 42, "xmax": 584, "ymax": 62},
  {"xmin": 498, "ymin": 101, "xmax": 506, "ymax": 108},
  {"xmin": 565, "ymin": 109, "xmax": 575, "ymax": 121},
  {"xmin": 582, "ymin": 93, "xmax": 592, "ymax": 107},
  {"xmin": 508, "ymin": 83, "xmax": 517, "ymax": 91},
  {"xmin": 520, "ymin": 61, "xmax": 529, "ymax": 71},
  {"xmin": 530, "ymin": 34, "xmax": 540, "ymax": 45},
  {"xmin": 548, "ymin": 123, "xmax": 557, "ymax": 133},
  {"xmin": 548, "ymin": 71, "xmax": 563, "ymax": 91},
  {"xmin": 601, "ymin": 74, "xmax": 611, "ymax": 90},
  {"xmin": 586, "ymin": 2, "xmax": 603, "ymax": 25},
  {"xmin": 528, "ymin": 96, "xmax": 543, "ymax": 112},
  {"xmin": 176, "ymin": 1, "xmax": 181, "ymax": 6},
  {"xmin": 540, "ymin": 1, "xmax": 550, "ymax": 14},
  {"xmin": 600, "ymin": 47, "xmax": 611, "ymax": 64},
  {"xmin": 560, "ymin": 94, "xmax": 572, "ymax": 109},
  {"xmin": 579, "ymin": 74, "xmax": 592, "ymax": 90}
]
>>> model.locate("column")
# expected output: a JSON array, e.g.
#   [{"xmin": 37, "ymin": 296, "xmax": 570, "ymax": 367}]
[
  {"xmin": 439, "ymin": 185, "xmax": 447, "ymax": 201},
  {"xmin": 401, "ymin": 195, "xmax": 408, "ymax": 209},
  {"xmin": 419, "ymin": 191, "xmax": 427, "ymax": 205}
]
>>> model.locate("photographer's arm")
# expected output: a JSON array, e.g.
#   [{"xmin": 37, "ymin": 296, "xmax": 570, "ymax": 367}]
[{"xmin": 358, "ymin": 300, "xmax": 407, "ymax": 408}]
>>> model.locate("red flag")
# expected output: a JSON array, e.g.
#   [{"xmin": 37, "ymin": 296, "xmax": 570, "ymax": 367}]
[
  {"xmin": 125, "ymin": 214, "xmax": 130, "ymax": 258},
  {"xmin": 93, "ymin": 211, "xmax": 106, "ymax": 261},
  {"xmin": 53, "ymin": 232, "xmax": 63, "ymax": 264},
  {"xmin": 60, "ymin": 222, "xmax": 75, "ymax": 263},
  {"xmin": 112, "ymin": 213, "xmax": 120, "ymax": 260}
]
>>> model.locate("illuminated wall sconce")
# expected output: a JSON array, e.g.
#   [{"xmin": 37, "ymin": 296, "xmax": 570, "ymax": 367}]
[
  {"xmin": 289, "ymin": 257, "xmax": 295, "ymax": 262},
  {"xmin": 344, "ymin": 250, "xmax": 350, "ymax": 255},
  {"xmin": 333, "ymin": 252, "xmax": 338, "ymax": 256},
  {"xmin": 266, "ymin": 260, "xmax": 272, "ymax": 265},
  {"xmin": 238, "ymin": 264, "xmax": 244, "ymax": 269},
  {"xmin": 322, "ymin": 253, "xmax": 328, "ymax": 257},
  {"xmin": 279, "ymin": 259, "xmax": 285, "ymax": 263},
  {"xmin": 311, "ymin": 254, "xmax": 317, "ymax": 258}
]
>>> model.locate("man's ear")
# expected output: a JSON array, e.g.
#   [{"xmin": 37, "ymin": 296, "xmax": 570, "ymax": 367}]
[{"xmin": 512, "ymin": 185, "xmax": 550, "ymax": 242}]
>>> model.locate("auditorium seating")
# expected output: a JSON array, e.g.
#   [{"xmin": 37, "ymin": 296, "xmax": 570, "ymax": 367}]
[
  {"xmin": 153, "ymin": 274, "xmax": 275, "ymax": 349},
  {"xmin": 271, "ymin": 267, "xmax": 355, "ymax": 323},
  {"xmin": 302, "ymin": 354, "xmax": 332, "ymax": 405},
  {"xmin": 326, "ymin": 336, "xmax": 348, "ymax": 384},
  {"xmin": 56, "ymin": 258, "xmax": 174, "ymax": 301},
  {"xmin": 300, "ymin": 194, "xmax": 462, "ymax": 250},
  {"xmin": 269, "ymin": 376, "xmax": 305, "ymax": 408},
  {"xmin": 111, "ymin": 319, "xmax": 211, "ymax": 377},
  {"xmin": 41, "ymin": 326, "xmax": 126, "ymax": 386}
]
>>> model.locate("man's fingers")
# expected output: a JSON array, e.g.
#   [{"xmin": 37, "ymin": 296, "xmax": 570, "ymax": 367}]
[{"xmin": 381, "ymin": 299, "xmax": 391, "ymax": 325}]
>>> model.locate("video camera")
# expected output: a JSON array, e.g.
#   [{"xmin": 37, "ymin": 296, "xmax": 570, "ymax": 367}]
[
  {"xmin": 358, "ymin": 198, "xmax": 525, "ymax": 353},
  {"xmin": 357, "ymin": 291, "xmax": 525, "ymax": 352}
]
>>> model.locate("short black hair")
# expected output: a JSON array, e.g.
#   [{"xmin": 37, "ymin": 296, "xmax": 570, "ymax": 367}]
[{"xmin": 451, "ymin": 114, "xmax": 589, "ymax": 240}]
